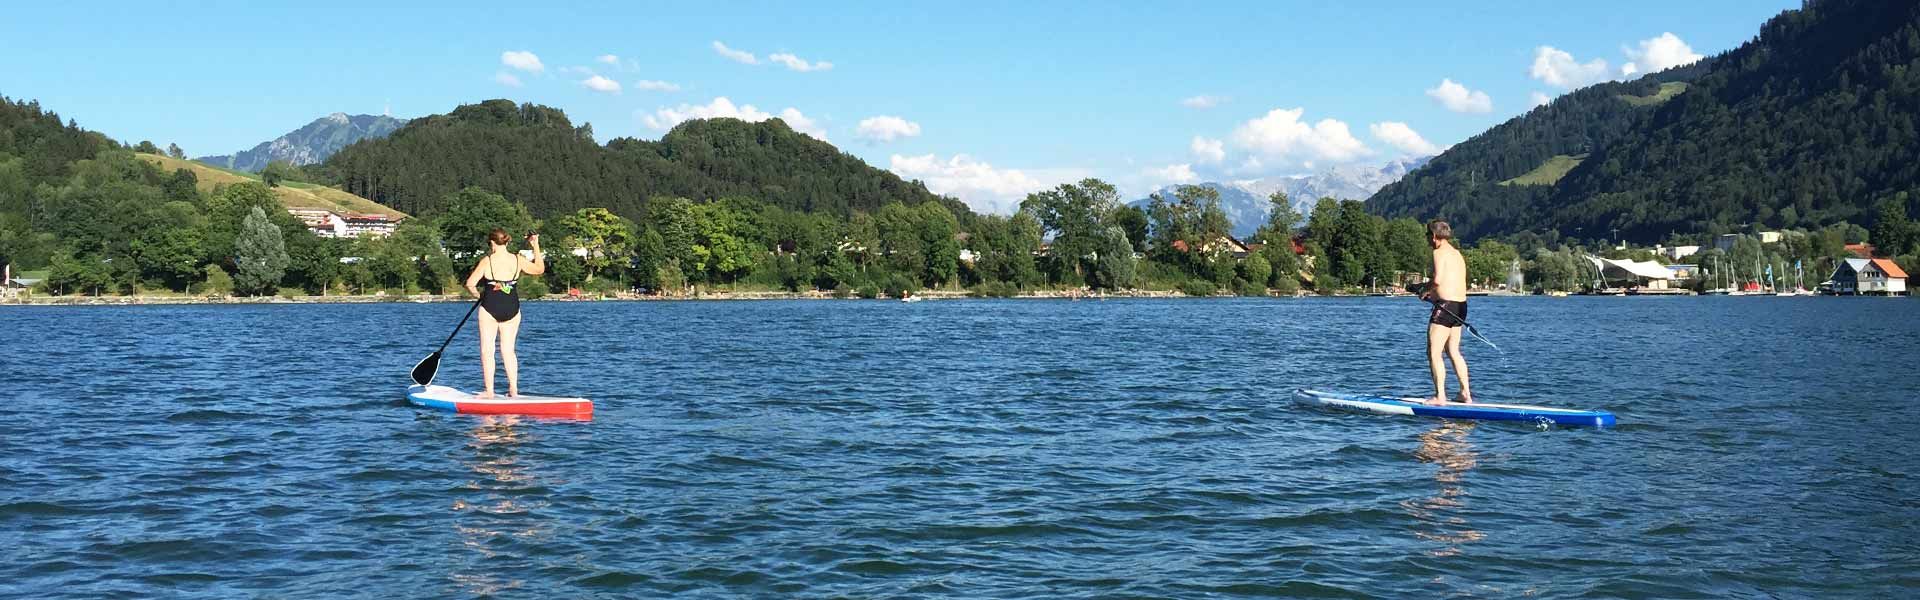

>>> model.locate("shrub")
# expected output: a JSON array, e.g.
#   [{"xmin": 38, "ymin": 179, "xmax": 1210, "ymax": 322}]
[
  {"xmin": 1180, "ymin": 279, "xmax": 1217, "ymax": 297},
  {"xmin": 1235, "ymin": 280, "xmax": 1267, "ymax": 297},
  {"xmin": 856, "ymin": 283, "xmax": 881, "ymax": 299},
  {"xmin": 519, "ymin": 276, "xmax": 550, "ymax": 299},
  {"xmin": 882, "ymin": 273, "xmax": 919, "ymax": 299},
  {"xmin": 970, "ymin": 281, "xmax": 1019, "ymax": 298}
]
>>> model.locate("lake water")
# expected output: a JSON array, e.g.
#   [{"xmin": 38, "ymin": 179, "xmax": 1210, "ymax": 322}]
[{"xmin": 2, "ymin": 297, "xmax": 1916, "ymax": 598}]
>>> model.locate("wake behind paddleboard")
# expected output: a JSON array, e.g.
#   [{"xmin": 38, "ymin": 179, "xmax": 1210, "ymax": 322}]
[
  {"xmin": 406, "ymin": 384, "xmax": 592, "ymax": 417},
  {"xmin": 1294, "ymin": 389, "xmax": 1614, "ymax": 428}
]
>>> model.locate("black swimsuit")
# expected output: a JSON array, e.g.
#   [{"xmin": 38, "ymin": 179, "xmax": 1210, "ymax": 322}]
[{"xmin": 478, "ymin": 255, "xmax": 520, "ymax": 322}]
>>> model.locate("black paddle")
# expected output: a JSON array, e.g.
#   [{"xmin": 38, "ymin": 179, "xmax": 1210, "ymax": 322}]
[{"xmin": 410, "ymin": 296, "xmax": 483, "ymax": 386}]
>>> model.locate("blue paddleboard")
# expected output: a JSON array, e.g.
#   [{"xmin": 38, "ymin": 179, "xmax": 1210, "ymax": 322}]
[{"xmin": 1294, "ymin": 389, "xmax": 1616, "ymax": 428}]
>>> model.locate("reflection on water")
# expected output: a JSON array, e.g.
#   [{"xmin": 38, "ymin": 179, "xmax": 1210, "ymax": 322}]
[
  {"xmin": 450, "ymin": 416, "xmax": 549, "ymax": 596},
  {"xmin": 1405, "ymin": 421, "xmax": 1484, "ymax": 556}
]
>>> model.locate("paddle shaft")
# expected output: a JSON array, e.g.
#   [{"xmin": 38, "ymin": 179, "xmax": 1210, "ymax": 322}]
[{"xmin": 436, "ymin": 295, "xmax": 484, "ymax": 353}]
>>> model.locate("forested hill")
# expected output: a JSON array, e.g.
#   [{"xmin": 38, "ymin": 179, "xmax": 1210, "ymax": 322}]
[
  {"xmin": 1368, "ymin": 0, "xmax": 1920, "ymax": 243},
  {"xmin": 316, "ymin": 99, "xmax": 965, "ymax": 221}
]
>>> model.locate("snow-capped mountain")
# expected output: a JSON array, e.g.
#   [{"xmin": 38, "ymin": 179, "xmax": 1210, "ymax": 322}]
[{"xmin": 1132, "ymin": 156, "xmax": 1431, "ymax": 237}]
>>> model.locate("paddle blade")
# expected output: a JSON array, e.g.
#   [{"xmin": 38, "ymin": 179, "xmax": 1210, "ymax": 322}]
[{"xmin": 410, "ymin": 351, "xmax": 443, "ymax": 386}]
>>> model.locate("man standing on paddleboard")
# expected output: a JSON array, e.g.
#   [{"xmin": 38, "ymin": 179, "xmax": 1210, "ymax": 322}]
[{"xmin": 1419, "ymin": 220, "xmax": 1472, "ymax": 405}]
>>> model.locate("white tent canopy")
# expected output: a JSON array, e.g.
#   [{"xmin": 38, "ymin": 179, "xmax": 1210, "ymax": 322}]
[{"xmin": 1585, "ymin": 256, "xmax": 1672, "ymax": 282}]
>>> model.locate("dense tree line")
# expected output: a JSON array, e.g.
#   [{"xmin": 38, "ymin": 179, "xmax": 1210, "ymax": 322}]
[
  {"xmin": 1371, "ymin": 0, "xmax": 1920, "ymax": 248},
  {"xmin": 316, "ymin": 99, "xmax": 968, "ymax": 226}
]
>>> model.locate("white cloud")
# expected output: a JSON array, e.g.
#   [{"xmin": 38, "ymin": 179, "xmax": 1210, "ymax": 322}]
[
  {"xmin": 1530, "ymin": 91, "xmax": 1553, "ymax": 108},
  {"xmin": 493, "ymin": 71, "xmax": 522, "ymax": 88},
  {"xmin": 1146, "ymin": 163, "xmax": 1198, "ymax": 185},
  {"xmin": 889, "ymin": 154, "xmax": 1073, "ymax": 214},
  {"xmin": 1368, "ymin": 122, "xmax": 1440, "ymax": 156},
  {"xmin": 501, "ymin": 50, "xmax": 544, "ymax": 74},
  {"xmin": 581, "ymin": 75, "xmax": 621, "ymax": 94},
  {"xmin": 1229, "ymin": 107, "xmax": 1371, "ymax": 165},
  {"xmin": 640, "ymin": 97, "xmax": 827, "ymax": 140},
  {"xmin": 769, "ymin": 52, "xmax": 833, "ymax": 72},
  {"xmin": 1180, "ymin": 95, "xmax": 1227, "ymax": 109},
  {"xmin": 712, "ymin": 41, "xmax": 758, "ymax": 65},
  {"xmin": 1425, "ymin": 78, "xmax": 1493, "ymax": 114},
  {"xmin": 855, "ymin": 116, "xmax": 921, "ymax": 143},
  {"xmin": 1622, "ymin": 32, "xmax": 1703, "ymax": 77},
  {"xmin": 634, "ymin": 79, "xmax": 682, "ymax": 92},
  {"xmin": 1189, "ymin": 136, "xmax": 1225, "ymax": 164},
  {"xmin": 597, "ymin": 54, "xmax": 620, "ymax": 66},
  {"xmin": 1529, "ymin": 46, "xmax": 1611, "ymax": 90}
]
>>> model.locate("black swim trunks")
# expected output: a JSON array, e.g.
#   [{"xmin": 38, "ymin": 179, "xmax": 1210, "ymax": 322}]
[{"xmin": 1429, "ymin": 300, "xmax": 1468, "ymax": 328}]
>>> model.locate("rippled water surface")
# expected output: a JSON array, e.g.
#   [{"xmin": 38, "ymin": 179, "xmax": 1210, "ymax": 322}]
[{"xmin": 3, "ymin": 297, "xmax": 1917, "ymax": 598}]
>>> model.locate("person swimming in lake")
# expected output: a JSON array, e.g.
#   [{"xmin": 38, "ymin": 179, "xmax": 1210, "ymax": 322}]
[
  {"xmin": 1418, "ymin": 220, "xmax": 1471, "ymax": 406},
  {"xmin": 464, "ymin": 228, "xmax": 545, "ymax": 398}
]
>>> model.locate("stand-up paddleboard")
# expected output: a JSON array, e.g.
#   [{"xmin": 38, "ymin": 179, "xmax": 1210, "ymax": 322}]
[
  {"xmin": 1294, "ymin": 389, "xmax": 1615, "ymax": 428},
  {"xmin": 406, "ymin": 384, "xmax": 592, "ymax": 417}
]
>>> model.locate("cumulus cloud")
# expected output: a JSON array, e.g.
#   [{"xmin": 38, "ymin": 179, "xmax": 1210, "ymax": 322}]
[
  {"xmin": 1229, "ymin": 107, "xmax": 1371, "ymax": 165},
  {"xmin": 1190, "ymin": 136, "xmax": 1225, "ymax": 164},
  {"xmin": 597, "ymin": 54, "xmax": 620, "ymax": 66},
  {"xmin": 1368, "ymin": 122, "xmax": 1440, "ymax": 156},
  {"xmin": 1622, "ymin": 32, "xmax": 1703, "ymax": 77},
  {"xmin": 769, "ymin": 52, "xmax": 834, "ymax": 72},
  {"xmin": 501, "ymin": 50, "xmax": 544, "ymax": 73},
  {"xmin": 493, "ymin": 71, "xmax": 522, "ymax": 87},
  {"xmin": 581, "ymin": 75, "xmax": 621, "ymax": 94},
  {"xmin": 1529, "ymin": 46, "xmax": 1611, "ymax": 90},
  {"xmin": 889, "ymin": 154, "xmax": 1071, "ymax": 214},
  {"xmin": 1180, "ymin": 95, "xmax": 1227, "ymax": 109},
  {"xmin": 1425, "ymin": 78, "xmax": 1493, "ymax": 114},
  {"xmin": 855, "ymin": 116, "xmax": 921, "ymax": 143},
  {"xmin": 712, "ymin": 41, "xmax": 758, "ymax": 64},
  {"xmin": 1146, "ymin": 163, "xmax": 1198, "ymax": 185},
  {"xmin": 1530, "ymin": 91, "xmax": 1553, "ymax": 108},
  {"xmin": 641, "ymin": 97, "xmax": 827, "ymax": 140},
  {"xmin": 634, "ymin": 79, "xmax": 682, "ymax": 92}
]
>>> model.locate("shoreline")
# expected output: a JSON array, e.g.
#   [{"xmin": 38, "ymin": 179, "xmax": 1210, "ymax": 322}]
[
  {"xmin": 0, "ymin": 289, "xmax": 1785, "ymax": 306},
  {"xmin": 0, "ymin": 288, "xmax": 1324, "ymax": 306}
]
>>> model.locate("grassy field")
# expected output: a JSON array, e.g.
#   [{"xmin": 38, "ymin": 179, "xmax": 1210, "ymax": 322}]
[
  {"xmin": 1619, "ymin": 81, "xmax": 1689, "ymax": 107},
  {"xmin": 1500, "ymin": 154, "xmax": 1588, "ymax": 187},
  {"xmin": 135, "ymin": 153, "xmax": 407, "ymax": 218}
]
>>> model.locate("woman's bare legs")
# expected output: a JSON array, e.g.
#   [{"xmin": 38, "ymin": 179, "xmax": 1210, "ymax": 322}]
[
  {"xmin": 477, "ymin": 312, "xmax": 499, "ymax": 399},
  {"xmin": 499, "ymin": 315, "xmax": 522, "ymax": 397}
]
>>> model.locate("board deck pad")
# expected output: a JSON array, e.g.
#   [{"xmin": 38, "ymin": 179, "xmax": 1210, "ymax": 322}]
[
  {"xmin": 1294, "ymin": 389, "xmax": 1615, "ymax": 428},
  {"xmin": 406, "ymin": 384, "xmax": 593, "ymax": 417}
]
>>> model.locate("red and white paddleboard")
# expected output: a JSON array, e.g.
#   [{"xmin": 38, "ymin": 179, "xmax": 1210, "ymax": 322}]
[{"xmin": 406, "ymin": 384, "xmax": 592, "ymax": 417}]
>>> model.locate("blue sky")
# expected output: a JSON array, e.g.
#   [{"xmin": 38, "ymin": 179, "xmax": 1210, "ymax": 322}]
[{"xmin": 1, "ymin": 0, "xmax": 1796, "ymax": 213}]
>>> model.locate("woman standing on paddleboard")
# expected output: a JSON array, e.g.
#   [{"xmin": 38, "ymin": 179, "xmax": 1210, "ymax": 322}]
[{"xmin": 464, "ymin": 228, "xmax": 545, "ymax": 398}]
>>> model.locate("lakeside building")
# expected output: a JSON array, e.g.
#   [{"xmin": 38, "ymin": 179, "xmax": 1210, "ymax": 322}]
[
  {"xmin": 287, "ymin": 209, "xmax": 400, "ymax": 239},
  {"xmin": 1714, "ymin": 231, "xmax": 1782, "ymax": 251},
  {"xmin": 1666, "ymin": 264, "xmax": 1699, "ymax": 281},
  {"xmin": 1655, "ymin": 245, "xmax": 1700, "ymax": 261},
  {"xmin": 1829, "ymin": 258, "xmax": 1908, "ymax": 296}
]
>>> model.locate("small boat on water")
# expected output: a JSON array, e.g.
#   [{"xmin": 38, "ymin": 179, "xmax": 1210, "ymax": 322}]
[{"xmin": 900, "ymin": 295, "xmax": 923, "ymax": 303}]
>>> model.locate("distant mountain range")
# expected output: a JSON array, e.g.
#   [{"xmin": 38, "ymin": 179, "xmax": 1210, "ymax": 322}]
[
  {"xmin": 198, "ymin": 113, "xmax": 407, "ymax": 172},
  {"xmin": 1133, "ymin": 157, "xmax": 1430, "ymax": 237}
]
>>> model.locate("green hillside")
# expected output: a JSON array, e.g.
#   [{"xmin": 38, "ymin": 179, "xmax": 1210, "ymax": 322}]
[
  {"xmin": 136, "ymin": 153, "xmax": 405, "ymax": 218},
  {"xmin": 1368, "ymin": 0, "xmax": 1920, "ymax": 244},
  {"xmin": 316, "ymin": 99, "xmax": 967, "ymax": 223},
  {"xmin": 1500, "ymin": 154, "xmax": 1587, "ymax": 187}
]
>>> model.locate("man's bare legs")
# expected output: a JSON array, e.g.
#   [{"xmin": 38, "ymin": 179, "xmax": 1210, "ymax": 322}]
[
  {"xmin": 1426, "ymin": 322, "xmax": 1449, "ymax": 405},
  {"xmin": 1446, "ymin": 325, "xmax": 1471, "ymax": 403}
]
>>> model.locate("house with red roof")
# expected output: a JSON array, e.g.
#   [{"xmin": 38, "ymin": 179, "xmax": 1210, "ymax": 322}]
[{"xmin": 1829, "ymin": 258, "xmax": 1907, "ymax": 295}]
